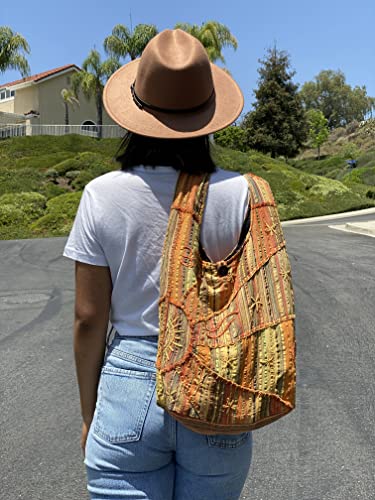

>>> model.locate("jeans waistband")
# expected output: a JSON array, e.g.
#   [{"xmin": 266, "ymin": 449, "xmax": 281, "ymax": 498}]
[
  {"xmin": 106, "ymin": 325, "xmax": 159, "ymax": 347},
  {"xmin": 105, "ymin": 326, "xmax": 159, "ymax": 367}
]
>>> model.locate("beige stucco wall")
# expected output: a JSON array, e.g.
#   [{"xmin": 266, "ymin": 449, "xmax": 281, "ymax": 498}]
[
  {"xmin": 37, "ymin": 70, "xmax": 116, "ymax": 125},
  {"xmin": 0, "ymin": 98, "xmax": 15, "ymax": 113},
  {"xmin": 14, "ymin": 85, "xmax": 39, "ymax": 114},
  {"xmin": 1, "ymin": 69, "xmax": 118, "ymax": 127}
]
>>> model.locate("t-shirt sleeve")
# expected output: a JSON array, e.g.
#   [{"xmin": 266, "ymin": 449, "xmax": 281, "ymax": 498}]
[{"xmin": 63, "ymin": 187, "xmax": 108, "ymax": 266}]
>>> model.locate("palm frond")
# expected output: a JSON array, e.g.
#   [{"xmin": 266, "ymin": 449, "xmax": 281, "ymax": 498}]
[
  {"xmin": 112, "ymin": 24, "xmax": 132, "ymax": 41},
  {"xmin": 174, "ymin": 21, "xmax": 237, "ymax": 64},
  {"xmin": 82, "ymin": 49, "xmax": 102, "ymax": 77},
  {"xmin": 101, "ymin": 57, "xmax": 121, "ymax": 78},
  {"xmin": 61, "ymin": 88, "xmax": 80, "ymax": 106},
  {"xmin": 0, "ymin": 26, "xmax": 30, "ymax": 75},
  {"xmin": 80, "ymin": 72, "xmax": 97, "ymax": 98},
  {"xmin": 103, "ymin": 23, "xmax": 157, "ymax": 61},
  {"xmin": 103, "ymin": 35, "xmax": 126, "ymax": 59}
]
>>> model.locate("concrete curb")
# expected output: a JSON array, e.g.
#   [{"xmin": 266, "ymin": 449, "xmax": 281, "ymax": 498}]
[
  {"xmin": 329, "ymin": 222, "xmax": 375, "ymax": 238},
  {"xmin": 281, "ymin": 207, "xmax": 375, "ymax": 226}
]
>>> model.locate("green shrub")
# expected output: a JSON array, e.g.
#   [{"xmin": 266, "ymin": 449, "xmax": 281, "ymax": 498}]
[
  {"xmin": 343, "ymin": 166, "xmax": 375, "ymax": 186},
  {"xmin": 1, "ymin": 135, "xmax": 373, "ymax": 239},
  {"xmin": 0, "ymin": 134, "xmax": 121, "ymax": 162},
  {"xmin": 293, "ymin": 155, "xmax": 345, "ymax": 176},
  {"xmin": 342, "ymin": 142, "xmax": 361, "ymax": 160},
  {"xmin": 65, "ymin": 170, "xmax": 81, "ymax": 180},
  {"xmin": 0, "ymin": 192, "xmax": 46, "ymax": 222},
  {"xmin": 31, "ymin": 191, "xmax": 82, "ymax": 236},
  {"xmin": 0, "ymin": 224, "xmax": 33, "ymax": 240},
  {"xmin": 360, "ymin": 169, "xmax": 375, "ymax": 186},
  {"xmin": 214, "ymin": 126, "xmax": 247, "ymax": 152},
  {"xmin": 212, "ymin": 144, "xmax": 374, "ymax": 219},
  {"xmin": 53, "ymin": 158, "xmax": 82, "ymax": 176},
  {"xmin": 308, "ymin": 177, "xmax": 350, "ymax": 198},
  {"xmin": 44, "ymin": 168, "xmax": 59, "ymax": 180},
  {"xmin": 0, "ymin": 149, "xmax": 76, "ymax": 170},
  {"xmin": 0, "ymin": 167, "xmax": 43, "ymax": 196},
  {"xmin": 0, "ymin": 192, "xmax": 47, "ymax": 239},
  {"xmin": 52, "ymin": 152, "xmax": 114, "ymax": 184},
  {"xmin": 38, "ymin": 183, "xmax": 70, "ymax": 200},
  {"xmin": 357, "ymin": 150, "xmax": 375, "ymax": 168},
  {"xmin": 0, "ymin": 204, "xmax": 25, "ymax": 227},
  {"xmin": 71, "ymin": 164, "xmax": 111, "ymax": 190}
]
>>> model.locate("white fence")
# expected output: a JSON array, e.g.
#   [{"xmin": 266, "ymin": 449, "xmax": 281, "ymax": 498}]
[
  {"xmin": 0, "ymin": 124, "xmax": 125, "ymax": 139},
  {"xmin": 0, "ymin": 123, "xmax": 26, "ymax": 139}
]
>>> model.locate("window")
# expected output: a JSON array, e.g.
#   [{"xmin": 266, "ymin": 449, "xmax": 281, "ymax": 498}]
[
  {"xmin": 0, "ymin": 88, "xmax": 15, "ymax": 100},
  {"xmin": 81, "ymin": 120, "xmax": 98, "ymax": 136},
  {"xmin": 81, "ymin": 120, "xmax": 97, "ymax": 131},
  {"xmin": 66, "ymin": 76, "xmax": 71, "ymax": 85}
]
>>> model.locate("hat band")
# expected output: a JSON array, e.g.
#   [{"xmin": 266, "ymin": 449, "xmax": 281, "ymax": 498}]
[{"xmin": 130, "ymin": 82, "xmax": 214, "ymax": 114}]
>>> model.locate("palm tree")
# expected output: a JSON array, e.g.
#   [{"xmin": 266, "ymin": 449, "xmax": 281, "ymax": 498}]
[
  {"xmin": 0, "ymin": 26, "xmax": 30, "ymax": 76},
  {"xmin": 60, "ymin": 88, "xmax": 80, "ymax": 133},
  {"xmin": 71, "ymin": 50, "xmax": 120, "ymax": 138},
  {"xmin": 174, "ymin": 21, "xmax": 237, "ymax": 65},
  {"xmin": 104, "ymin": 24, "xmax": 158, "ymax": 61}
]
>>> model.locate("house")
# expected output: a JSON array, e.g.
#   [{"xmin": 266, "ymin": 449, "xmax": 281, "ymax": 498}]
[{"xmin": 0, "ymin": 64, "xmax": 122, "ymax": 137}]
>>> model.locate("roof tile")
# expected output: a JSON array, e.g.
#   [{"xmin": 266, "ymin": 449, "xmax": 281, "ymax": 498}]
[{"xmin": 0, "ymin": 64, "xmax": 81, "ymax": 89}]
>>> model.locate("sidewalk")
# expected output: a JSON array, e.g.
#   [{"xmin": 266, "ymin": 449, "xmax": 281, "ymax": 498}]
[
  {"xmin": 282, "ymin": 207, "xmax": 375, "ymax": 226},
  {"xmin": 281, "ymin": 207, "xmax": 375, "ymax": 238},
  {"xmin": 329, "ymin": 220, "xmax": 375, "ymax": 238}
]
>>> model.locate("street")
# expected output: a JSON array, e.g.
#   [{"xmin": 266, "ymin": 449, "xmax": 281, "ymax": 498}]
[{"xmin": 0, "ymin": 212, "xmax": 374, "ymax": 500}]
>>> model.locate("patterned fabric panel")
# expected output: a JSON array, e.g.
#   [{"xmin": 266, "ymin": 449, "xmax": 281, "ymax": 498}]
[
  {"xmin": 156, "ymin": 320, "xmax": 295, "ymax": 430},
  {"xmin": 157, "ymin": 170, "xmax": 296, "ymax": 433}
]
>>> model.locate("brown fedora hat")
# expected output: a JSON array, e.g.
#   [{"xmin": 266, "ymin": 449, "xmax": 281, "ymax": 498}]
[{"xmin": 103, "ymin": 29, "xmax": 243, "ymax": 139}]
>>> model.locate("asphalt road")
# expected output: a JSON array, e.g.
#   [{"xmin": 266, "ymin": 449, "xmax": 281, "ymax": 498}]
[{"xmin": 0, "ymin": 212, "xmax": 374, "ymax": 500}]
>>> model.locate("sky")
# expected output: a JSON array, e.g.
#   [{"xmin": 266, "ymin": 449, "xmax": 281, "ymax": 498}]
[{"xmin": 2, "ymin": 0, "xmax": 375, "ymax": 116}]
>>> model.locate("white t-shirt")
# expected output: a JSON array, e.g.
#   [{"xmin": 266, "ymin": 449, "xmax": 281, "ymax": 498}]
[{"xmin": 63, "ymin": 166, "xmax": 249, "ymax": 336}]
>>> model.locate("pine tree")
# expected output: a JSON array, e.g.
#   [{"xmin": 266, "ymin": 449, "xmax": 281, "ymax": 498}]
[{"xmin": 242, "ymin": 47, "xmax": 307, "ymax": 158}]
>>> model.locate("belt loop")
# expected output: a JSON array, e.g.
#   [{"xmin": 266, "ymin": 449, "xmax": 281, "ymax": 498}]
[{"xmin": 106, "ymin": 324, "xmax": 115, "ymax": 349}]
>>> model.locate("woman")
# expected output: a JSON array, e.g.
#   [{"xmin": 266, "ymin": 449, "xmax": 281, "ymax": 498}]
[{"xmin": 63, "ymin": 29, "xmax": 253, "ymax": 499}]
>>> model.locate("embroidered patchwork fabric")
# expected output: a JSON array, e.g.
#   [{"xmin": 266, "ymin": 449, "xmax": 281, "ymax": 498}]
[{"xmin": 156, "ymin": 171, "xmax": 296, "ymax": 434}]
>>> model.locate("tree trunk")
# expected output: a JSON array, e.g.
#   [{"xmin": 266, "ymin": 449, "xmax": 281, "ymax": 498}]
[
  {"xmin": 317, "ymin": 145, "xmax": 321, "ymax": 160},
  {"xmin": 96, "ymin": 91, "xmax": 103, "ymax": 139},
  {"xmin": 64, "ymin": 102, "xmax": 69, "ymax": 134}
]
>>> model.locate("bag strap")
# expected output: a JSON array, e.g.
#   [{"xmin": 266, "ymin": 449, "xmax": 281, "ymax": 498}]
[
  {"xmin": 242, "ymin": 172, "xmax": 277, "ymax": 207},
  {"xmin": 170, "ymin": 170, "xmax": 211, "ymax": 223},
  {"xmin": 170, "ymin": 170, "xmax": 255, "ymax": 266}
]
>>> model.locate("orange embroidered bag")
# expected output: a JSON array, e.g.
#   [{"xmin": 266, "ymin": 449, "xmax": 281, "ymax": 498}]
[{"xmin": 156, "ymin": 170, "xmax": 296, "ymax": 434}]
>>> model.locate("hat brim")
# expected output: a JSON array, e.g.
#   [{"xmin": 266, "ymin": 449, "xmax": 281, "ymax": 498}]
[{"xmin": 103, "ymin": 59, "xmax": 244, "ymax": 139}]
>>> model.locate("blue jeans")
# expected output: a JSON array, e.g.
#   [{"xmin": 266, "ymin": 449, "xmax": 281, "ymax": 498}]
[{"xmin": 84, "ymin": 332, "xmax": 253, "ymax": 499}]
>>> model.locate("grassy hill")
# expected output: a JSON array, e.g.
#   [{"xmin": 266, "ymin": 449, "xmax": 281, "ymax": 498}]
[
  {"xmin": 292, "ymin": 150, "xmax": 375, "ymax": 201},
  {"xmin": 214, "ymin": 147, "xmax": 374, "ymax": 219},
  {"xmin": 298, "ymin": 119, "xmax": 375, "ymax": 159},
  {"xmin": 291, "ymin": 119, "xmax": 375, "ymax": 200},
  {"xmin": 0, "ymin": 135, "xmax": 374, "ymax": 240}
]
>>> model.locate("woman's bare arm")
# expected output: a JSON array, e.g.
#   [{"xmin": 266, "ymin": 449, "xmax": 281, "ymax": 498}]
[{"xmin": 74, "ymin": 261, "xmax": 112, "ymax": 427}]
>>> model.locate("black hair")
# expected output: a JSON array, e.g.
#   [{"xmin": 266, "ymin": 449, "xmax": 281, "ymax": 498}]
[{"xmin": 114, "ymin": 131, "xmax": 217, "ymax": 175}]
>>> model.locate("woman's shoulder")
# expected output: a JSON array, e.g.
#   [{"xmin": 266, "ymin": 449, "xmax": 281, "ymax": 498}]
[
  {"xmin": 213, "ymin": 166, "xmax": 243, "ymax": 177},
  {"xmin": 83, "ymin": 169, "xmax": 138, "ymax": 195},
  {"xmin": 206, "ymin": 167, "xmax": 249, "ymax": 214},
  {"xmin": 210, "ymin": 167, "xmax": 249, "ymax": 190}
]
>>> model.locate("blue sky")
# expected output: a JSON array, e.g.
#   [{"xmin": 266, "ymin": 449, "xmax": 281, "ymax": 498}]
[{"xmin": 2, "ymin": 0, "xmax": 375, "ymax": 116}]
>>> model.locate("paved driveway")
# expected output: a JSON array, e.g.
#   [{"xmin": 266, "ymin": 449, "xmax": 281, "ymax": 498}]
[{"xmin": 0, "ymin": 213, "xmax": 374, "ymax": 499}]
